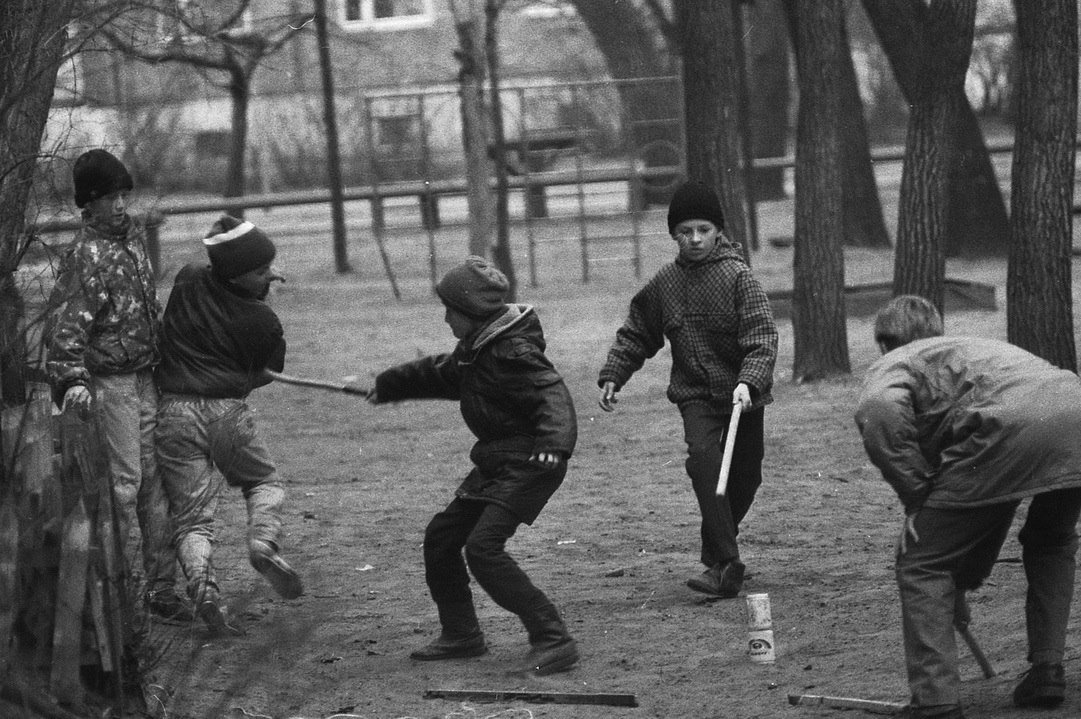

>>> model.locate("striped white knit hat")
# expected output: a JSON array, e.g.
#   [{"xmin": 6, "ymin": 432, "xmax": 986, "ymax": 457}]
[{"xmin": 203, "ymin": 215, "xmax": 276, "ymax": 279}]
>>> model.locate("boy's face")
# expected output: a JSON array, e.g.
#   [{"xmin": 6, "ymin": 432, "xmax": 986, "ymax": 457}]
[
  {"xmin": 85, "ymin": 190, "xmax": 129, "ymax": 232},
  {"xmin": 671, "ymin": 219, "xmax": 720, "ymax": 262},
  {"xmin": 444, "ymin": 306, "xmax": 480, "ymax": 339},
  {"xmin": 229, "ymin": 263, "xmax": 283, "ymax": 300}
]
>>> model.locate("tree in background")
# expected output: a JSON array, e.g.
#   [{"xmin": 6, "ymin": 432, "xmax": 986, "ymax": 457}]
[
  {"xmin": 862, "ymin": 0, "xmax": 1009, "ymax": 259},
  {"xmin": 791, "ymin": 0, "xmax": 850, "ymax": 381},
  {"xmin": 90, "ymin": 0, "xmax": 311, "ymax": 215},
  {"xmin": 0, "ymin": 0, "xmax": 74, "ymax": 408},
  {"xmin": 1007, "ymin": 0, "xmax": 1077, "ymax": 370},
  {"xmin": 891, "ymin": 0, "xmax": 976, "ymax": 311},
  {"xmin": 781, "ymin": 0, "xmax": 892, "ymax": 250},
  {"xmin": 676, "ymin": 0, "xmax": 750, "ymax": 257}
]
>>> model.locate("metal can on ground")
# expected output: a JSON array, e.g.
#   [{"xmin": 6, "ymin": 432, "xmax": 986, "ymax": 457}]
[
  {"xmin": 747, "ymin": 628, "xmax": 776, "ymax": 663},
  {"xmin": 745, "ymin": 592, "xmax": 772, "ymax": 630}
]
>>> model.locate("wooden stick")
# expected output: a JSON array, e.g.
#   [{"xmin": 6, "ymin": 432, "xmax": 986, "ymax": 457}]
[
  {"xmin": 51, "ymin": 497, "xmax": 90, "ymax": 705},
  {"xmin": 957, "ymin": 623, "xmax": 996, "ymax": 678},
  {"xmin": 424, "ymin": 688, "xmax": 639, "ymax": 707},
  {"xmin": 716, "ymin": 402, "xmax": 743, "ymax": 496},
  {"xmin": 266, "ymin": 370, "xmax": 369, "ymax": 396},
  {"xmin": 788, "ymin": 693, "xmax": 908, "ymax": 714}
]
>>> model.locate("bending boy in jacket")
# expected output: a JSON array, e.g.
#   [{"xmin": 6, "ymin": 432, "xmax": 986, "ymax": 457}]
[
  {"xmin": 855, "ymin": 295, "xmax": 1081, "ymax": 718},
  {"xmin": 598, "ymin": 181, "xmax": 777, "ymax": 599},
  {"xmin": 46, "ymin": 149, "xmax": 187, "ymax": 622},
  {"xmin": 155, "ymin": 216, "xmax": 303, "ymax": 635},
  {"xmin": 366, "ymin": 256, "xmax": 579, "ymax": 675}
]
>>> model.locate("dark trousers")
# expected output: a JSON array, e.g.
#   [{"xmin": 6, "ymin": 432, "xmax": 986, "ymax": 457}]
[
  {"xmin": 680, "ymin": 401, "xmax": 765, "ymax": 568},
  {"xmin": 897, "ymin": 488, "xmax": 1081, "ymax": 710},
  {"xmin": 423, "ymin": 497, "xmax": 551, "ymax": 617}
]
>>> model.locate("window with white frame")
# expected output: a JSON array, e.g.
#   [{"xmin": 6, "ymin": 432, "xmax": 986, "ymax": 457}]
[{"xmin": 340, "ymin": 0, "xmax": 433, "ymax": 31}]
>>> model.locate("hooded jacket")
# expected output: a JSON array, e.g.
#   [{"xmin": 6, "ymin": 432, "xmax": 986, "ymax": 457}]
[
  {"xmin": 374, "ymin": 304, "xmax": 577, "ymax": 523},
  {"xmin": 46, "ymin": 215, "xmax": 161, "ymax": 404},
  {"xmin": 855, "ymin": 336, "xmax": 1081, "ymax": 511},
  {"xmin": 598, "ymin": 242, "xmax": 777, "ymax": 408}
]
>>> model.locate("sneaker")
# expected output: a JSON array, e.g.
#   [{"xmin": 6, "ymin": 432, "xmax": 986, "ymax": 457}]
[
  {"xmin": 686, "ymin": 560, "xmax": 745, "ymax": 598},
  {"xmin": 249, "ymin": 539, "xmax": 304, "ymax": 600},
  {"xmin": 196, "ymin": 595, "xmax": 242, "ymax": 637},
  {"xmin": 1013, "ymin": 662, "xmax": 1065, "ymax": 708},
  {"xmin": 145, "ymin": 588, "xmax": 195, "ymax": 622}
]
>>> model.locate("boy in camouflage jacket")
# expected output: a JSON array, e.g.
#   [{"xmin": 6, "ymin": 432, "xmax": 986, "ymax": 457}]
[{"xmin": 46, "ymin": 149, "xmax": 186, "ymax": 621}]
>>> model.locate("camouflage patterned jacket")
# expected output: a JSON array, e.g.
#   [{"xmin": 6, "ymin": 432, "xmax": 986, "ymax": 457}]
[{"xmin": 46, "ymin": 215, "xmax": 162, "ymax": 404}]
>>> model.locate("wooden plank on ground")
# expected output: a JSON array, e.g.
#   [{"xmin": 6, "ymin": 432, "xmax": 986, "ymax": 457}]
[
  {"xmin": 50, "ymin": 497, "xmax": 90, "ymax": 704},
  {"xmin": 788, "ymin": 693, "xmax": 908, "ymax": 714},
  {"xmin": 424, "ymin": 688, "xmax": 639, "ymax": 707}
]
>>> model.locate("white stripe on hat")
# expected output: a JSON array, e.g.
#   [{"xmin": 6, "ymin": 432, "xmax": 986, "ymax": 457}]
[{"xmin": 203, "ymin": 221, "xmax": 256, "ymax": 246}]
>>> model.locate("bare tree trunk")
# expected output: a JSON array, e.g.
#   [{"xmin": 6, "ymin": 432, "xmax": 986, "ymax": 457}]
[
  {"xmin": 862, "ymin": 0, "xmax": 1008, "ymax": 258},
  {"xmin": 224, "ymin": 61, "xmax": 250, "ymax": 217},
  {"xmin": 745, "ymin": 0, "xmax": 790, "ymax": 201},
  {"xmin": 892, "ymin": 0, "xmax": 976, "ymax": 312},
  {"xmin": 1007, "ymin": 0, "xmax": 1077, "ymax": 370},
  {"xmin": 485, "ymin": 0, "xmax": 516, "ymax": 300},
  {"xmin": 1, "ymin": 0, "xmax": 73, "ymax": 408},
  {"xmin": 792, "ymin": 0, "xmax": 850, "ymax": 382},
  {"xmin": 677, "ymin": 0, "xmax": 749, "ymax": 256},
  {"xmin": 451, "ymin": 2, "xmax": 496, "ymax": 258},
  {"xmin": 313, "ymin": 0, "xmax": 351, "ymax": 274}
]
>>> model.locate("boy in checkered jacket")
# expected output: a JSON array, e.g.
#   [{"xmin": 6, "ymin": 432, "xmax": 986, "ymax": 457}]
[{"xmin": 598, "ymin": 181, "xmax": 777, "ymax": 599}]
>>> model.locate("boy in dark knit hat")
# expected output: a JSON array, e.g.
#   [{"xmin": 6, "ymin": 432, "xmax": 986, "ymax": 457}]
[
  {"xmin": 363, "ymin": 256, "xmax": 580, "ymax": 675},
  {"xmin": 598, "ymin": 180, "xmax": 778, "ymax": 599},
  {"xmin": 46, "ymin": 148, "xmax": 189, "ymax": 623},
  {"xmin": 155, "ymin": 215, "xmax": 302, "ymax": 635}
]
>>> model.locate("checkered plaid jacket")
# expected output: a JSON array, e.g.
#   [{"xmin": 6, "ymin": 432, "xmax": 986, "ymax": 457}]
[{"xmin": 598, "ymin": 243, "xmax": 777, "ymax": 408}]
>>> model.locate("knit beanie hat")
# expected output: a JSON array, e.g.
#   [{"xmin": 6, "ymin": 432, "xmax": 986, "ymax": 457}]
[
  {"xmin": 73, "ymin": 149, "xmax": 134, "ymax": 208},
  {"xmin": 436, "ymin": 256, "xmax": 510, "ymax": 319},
  {"xmin": 666, "ymin": 181, "xmax": 726, "ymax": 233},
  {"xmin": 203, "ymin": 215, "xmax": 276, "ymax": 279}
]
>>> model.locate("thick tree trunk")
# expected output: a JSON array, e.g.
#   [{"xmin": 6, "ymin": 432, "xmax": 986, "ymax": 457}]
[
  {"xmin": 1, "ymin": 0, "xmax": 73, "ymax": 407},
  {"xmin": 1007, "ymin": 0, "xmax": 1077, "ymax": 370},
  {"xmin": 782, "ymin": 0, "xmax": 890, "ymax": 249},
  {"xmin": 892, "ymin": 0, "xmax": 976, "ymax": 311},
  {"xmin": 862, "ymin": 0, "xmax": 1008, "ymax": 258},
  {"xmin": 678, "ymin": 0, "xmax": 750, "ymax": 257},
  {"xmin": 792, "ymin": 0, "xmax": 850, "ymax": 382}
]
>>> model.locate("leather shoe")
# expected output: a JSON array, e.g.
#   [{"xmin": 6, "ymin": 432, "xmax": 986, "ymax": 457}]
[
  {"xmin": 410, "ymin": 630, "xmax": 487, "ymax": 660},
  {"xmin": 687, "ymin": 559, "xmax": 745, "ymax": 598},
  {"xmin": 1013, "ymin": 662, "xmax": 1065, "ymax": 708}
]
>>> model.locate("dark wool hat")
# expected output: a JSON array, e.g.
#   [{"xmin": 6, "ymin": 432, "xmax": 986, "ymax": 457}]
[
  {"xmin": 73, "ymin": 149, "xmax": 134, "ymax": 208},
  {"xmin": 436, "ymin": 256, "xmax": 510, "ymax": 319},
  {"xmin": 203, "ymin": 215, "xmax": 276, "ymax": 279},
  {"xmin": 666, "ymin": 181, "xmax": 725, "ymax": 233}
]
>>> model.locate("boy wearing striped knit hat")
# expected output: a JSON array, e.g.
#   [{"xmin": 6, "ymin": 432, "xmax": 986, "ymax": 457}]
[{"xmin": 155, "ymin": 215, "xmax": 303, "ymax": 635}]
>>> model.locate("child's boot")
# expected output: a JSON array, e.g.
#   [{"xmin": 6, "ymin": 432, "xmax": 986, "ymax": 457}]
[
  {"xmin": 520, "ymin": 602, "xmax": 579, "ymax": 675},
  {"xmin": 410, "ymin": 600, "xmax": 487, "ymax": 660}
]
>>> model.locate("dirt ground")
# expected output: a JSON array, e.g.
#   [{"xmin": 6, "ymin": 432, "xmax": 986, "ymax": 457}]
[{"xmin": 131, "ymin": 197, "xmax": 1081, "ymax": 719}]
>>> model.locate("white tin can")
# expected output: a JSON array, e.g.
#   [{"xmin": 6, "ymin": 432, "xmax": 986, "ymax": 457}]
[{"xmin": 747, "ymin": 628, "xmax": 776, "ymax": 663}]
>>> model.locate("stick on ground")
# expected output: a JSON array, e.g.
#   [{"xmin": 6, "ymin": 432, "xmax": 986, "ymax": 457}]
[
  {"xmin": 424, "ymin": 688, "xmax": 639, "ymax": 707},
  {"xmin": 788, "ymin": 693, "xmax": 908, "ymax": 714}
]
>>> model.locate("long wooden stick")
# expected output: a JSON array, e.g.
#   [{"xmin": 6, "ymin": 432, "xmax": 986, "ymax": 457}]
[
  {"xmin": 716, "ymin": 402, "xmax": 743, "ymax": 496},
  {"xmin": 956, "ymin": 622, "xmax": 996, "ymax": 678},
  {"xmin": 424, "ymin": 688, "xmax": 638, "ymax": 707},
  {"xmin": 266, "ymin": 370, "xmax": 369, "ymax": 396},
  {"xmin": 788, "ymin": 693, "xmax": 907, "ymax": 714}
]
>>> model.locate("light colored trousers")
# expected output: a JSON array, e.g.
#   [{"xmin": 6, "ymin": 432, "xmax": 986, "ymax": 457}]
[
  {"xmin": 92, "ymin": 370, "xmax": 177, "ymax": 592},
  {"xmin": 156, "ymin": 394, "xmax": 284, "ymax": 601}
]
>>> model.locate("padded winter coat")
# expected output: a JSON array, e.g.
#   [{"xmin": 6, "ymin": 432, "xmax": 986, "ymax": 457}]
[
  {"xmin": 373, "ymin": 304, "xmax": 577, "ymax": 523},
  {"xmin": 855, "ymin": 336, "xmax": 1081, "ymax": 511}
]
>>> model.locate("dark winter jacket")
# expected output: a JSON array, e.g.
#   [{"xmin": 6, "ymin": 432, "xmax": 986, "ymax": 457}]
[
  {"xmin": 155, "ymin": 263, "xmax": 285, "ymax": 398},
  {"xmin": 598, "ymin": 242, "xmax": 777, "ymax": 409},
  {"xmin": 374, "ymin": 304, "xmax": 577, "ymax": 523},
  {"xmin": 46, "ymin": 214, "xmax": 162, "ymax": 405},
  {"xmin": 855, "ymin": 336, "xmax": 1081, "ymax": 512}
]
